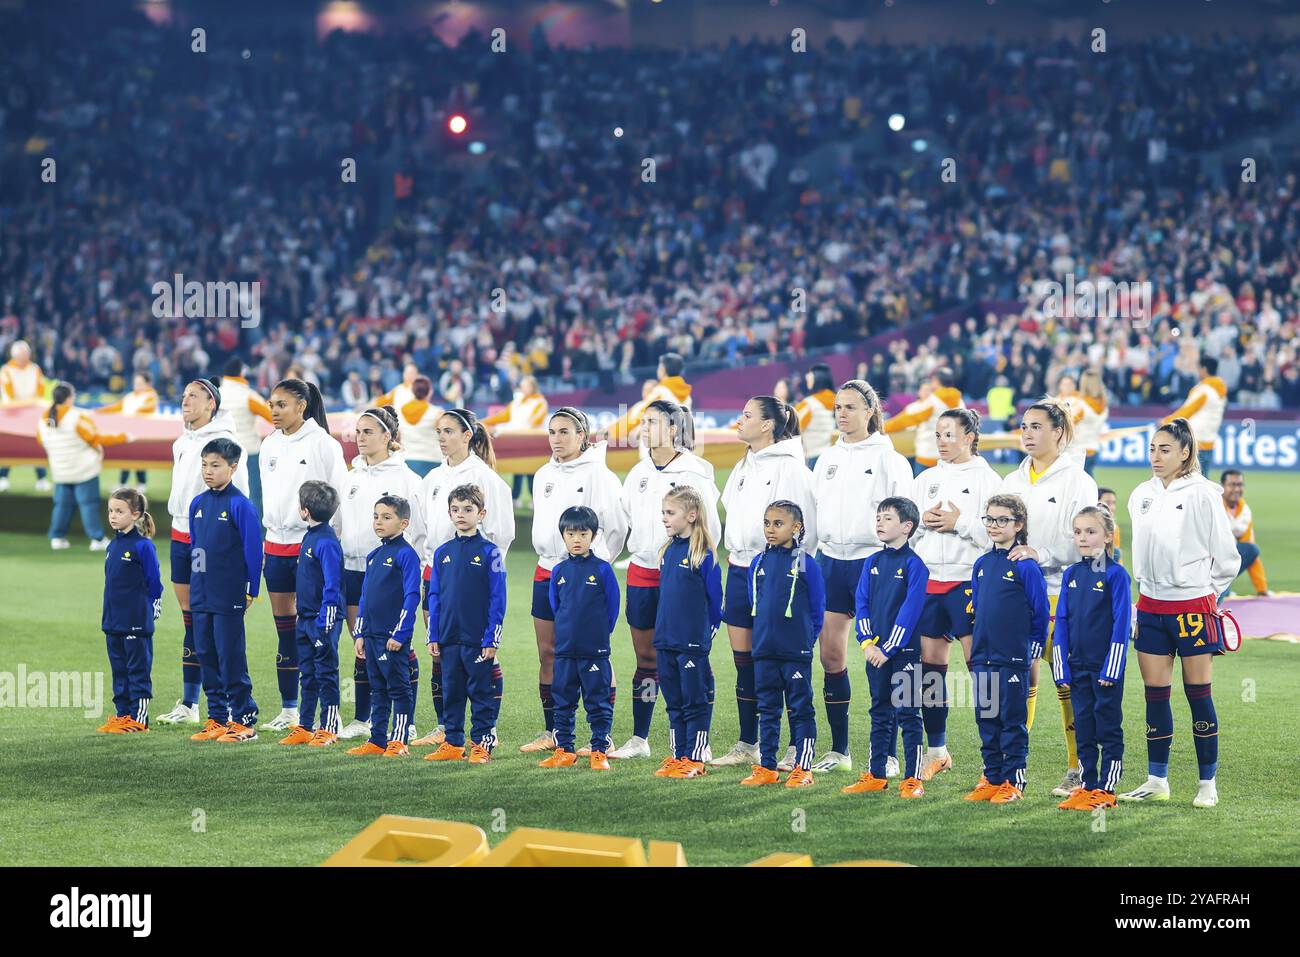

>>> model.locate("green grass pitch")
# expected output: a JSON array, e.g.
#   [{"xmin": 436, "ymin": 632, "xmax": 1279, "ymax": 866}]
[{"xmin": 0, "ymin": 465, "xmax": 1296, "ymax": 866}]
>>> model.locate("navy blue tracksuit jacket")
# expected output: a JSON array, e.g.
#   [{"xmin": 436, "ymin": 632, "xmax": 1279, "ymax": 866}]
[
  {"xmin": 654, "ymin": 536, "xmax": 723, "ymax": 761},
  {"xmin": 549, "ymin": 551, "xmax": 620, "ymax": 753},
  {"xmin": 854, "ymin": 542, "xmax": 929, "ymax": 779},
  {"xmin": 1052, "ymin": 554, "xmax": 1132, "ymax": 792},
  {"xmin": 745, "ymin": 545, "xmax": 825, "ymax": 770},
  {"xmin": 428, "ymin": 531, "xmax": 507, "ymax": 749},
  {"xmin": 357, "ymin": 534, "xmax": 422, "ymax": 747},
  {"xmin": 969, "ymin": 546, "xmax": 1049, "ymax": 788}
]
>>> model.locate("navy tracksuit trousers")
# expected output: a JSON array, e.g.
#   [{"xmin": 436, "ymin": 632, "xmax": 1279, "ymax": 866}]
[
  {"xmin": 364, "ymin": 637, "xmax": 414, "ymax": 747},
  {"xmin": 441, "ymin": 644, "xmax": 498, "ymax": 749},
  {"xmin": 1071, "ymin": 667, "xmax": 1125, "ymax": 792},
  {"xmin": 296, "ymin": 617, "xmax": 342, "ymax": 733},
  {"xmin": 106, "ymin": 631, "xmax": 153, "ymax": 723},
  {"xmin": 866, "ymin": 645, "xmax": 923, "ymax": 779},
  {"xmin": 657, "ymin": 649, "xmax": 711, "ymax": 762},
  {"xmin": 972, "ymin": 664, "xmax": 1029, "ymax": 788},
  {"xmin": 552, "ymin": 656, "xmax": 613, "ymax": 754},
  {"xmin": 193, "ymin": 612, "xmax": 258, "ymax": 727},
  {"xmin": 756, "ymin": 659, "xmax": 815, "ymax": 771}
]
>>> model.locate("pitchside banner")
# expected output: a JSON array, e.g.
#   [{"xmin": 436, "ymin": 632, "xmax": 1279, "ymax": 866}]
[{"xmin": 1100, "ymin": 418, "xmax": 1300, "ymax": 471}]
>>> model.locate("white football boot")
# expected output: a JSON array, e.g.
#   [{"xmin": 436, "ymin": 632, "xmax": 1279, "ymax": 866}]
[
  {"xmin": 337, "ymin": 718, "xmax": 372, "ymax": 740},
  {"xmin": 709, "ymin": 740, "xmax": 760, "ymax": 767},
  {"xmin": 1119, "ymin": 776, "xmax": 1171, "ymax": 802},
  {"xmin": 260, "ymin": 707, "xmax": 299, "ymax": 731},
  {"xmin": 156, "ymin": 699, "xmax": 200, "ymax": 725},
  {"xmin": 609, "ymin": 736, "xmax": 652, "ymax": 760}
]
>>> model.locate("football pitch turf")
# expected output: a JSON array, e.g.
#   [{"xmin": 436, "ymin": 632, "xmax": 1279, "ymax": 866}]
[{"xmin": 1, "ymin": 465, "xmax": 1296, "ymax": 866}]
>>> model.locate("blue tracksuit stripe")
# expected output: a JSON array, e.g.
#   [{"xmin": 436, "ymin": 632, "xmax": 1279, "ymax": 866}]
[
  {"xmin": 599, "ymin": 561, "xmax": 620, "ymax": 634},
  {"xmin": 1052, "ymin": 566, "xmax": 1075, "ymax": 684},
  {"xmin": 1103, "ymin": 562, "xmax": 1131, "ymax": 682}
]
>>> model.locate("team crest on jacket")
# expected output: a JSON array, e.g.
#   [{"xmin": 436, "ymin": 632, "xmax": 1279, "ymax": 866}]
[
  {"xmin": 543, "ymin": 482, "xmax": 555, "ymax": 498},
  {"xmin": 638, "ymin": 477, "xmax": 649, "ymax": 493},
  {"xmin": 1140, "ymin": 498, "xmax": 1153, "ymax": 514},
  {"xmin": 268, "ymin": 457, "xmax": 277, "ymax": 471},
  {"xmin": 927, "ymin": 484, "xmax": 940, "ymax": 498},
  {"xmin": 348, "ymin": 485, "xmax": 358, "ymax": 499},
  {"xmin": 825, "ymin": 465, "xmax": 837, "ymax": 479}
]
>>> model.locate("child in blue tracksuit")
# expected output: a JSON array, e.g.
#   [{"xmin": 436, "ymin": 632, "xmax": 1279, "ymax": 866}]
[
  {"xmin": 1052, "ymin": 506, "xmax": 1131, "ymax": 809},
  {"xmin": 845, "ymin": 497, "xmax": 930, "ymax": 796},
  {"xmin": 350, "ymin": 494, "xmax": 423, "ymax": 756},
  {"xmin": 188, "ymin": 438, "xmax": 264, "ymax": 742},
  {"xmin": 99, "ymin": 487, "xmax": 164, "ymax": 733},
  {"xmin": 653, "ymin": 486, "xmax": 724, "ymax": 778},
  {"xmin": 425, "ymin": 483, "xmax": 507, "ymax": 764},
  {"xmin": 966, "ymin": 493, "xmax": 1049, "ymax": 802},
  {"xmin": 542, "ymin": 506, "xmax": 621, "ymax": 770},
  {"xmin": 743, "ymin": 500, "xmax": 825, "ymax": 788},
  {"xmin": 284, "ymin": 480, "xmax": 344, "ymax": 746}
]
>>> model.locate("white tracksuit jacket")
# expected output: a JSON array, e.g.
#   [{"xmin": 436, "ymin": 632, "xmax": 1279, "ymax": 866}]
[
  {"xmin": 532, "ymin": 442, "xmax": 629, "ymax": 571},
  {"xmin": 420, "ymin": 452, "xmax": 517, "ymax": 562},
  {"xmin": 621, "ymin": 449, "xmax": 722, "ymax": 570},
  {"xmin": 1000, "ymin": 453, "xmax": 1099, "ymax": 595},
  {"xmin": 258, "ymin": 418, "xmax": 349, "ymax": 546},
  {"xmin": 721, "ymin": 437, "xmax": 818, "ymax": 568},
  {"xmin": 812, "ymin": 431, "xmax": 912, "ymax": 560},
  {"xmin": 169, "ymin": 410, "xmax": 250, "ymax": 536},
  {"xmin": 1128, "ymin": 473, "xmax": 1241, "ymax": 601},
  {"xmin": 911, "ymin": 455, "xmax": 1002, "ymax": 581},
  {"xmin": 338, "ymin": 453, "xmax": 428, "ymax": 573}
]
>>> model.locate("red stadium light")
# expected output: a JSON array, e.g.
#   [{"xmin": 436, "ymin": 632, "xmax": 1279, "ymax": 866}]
[{"xmin": 448, "ymin": 114, "xmax": 468, "ymax": 135}]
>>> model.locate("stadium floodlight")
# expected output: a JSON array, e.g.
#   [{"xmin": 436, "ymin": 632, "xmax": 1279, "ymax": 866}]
[
  {"xmin": 468, "ymin": 141, "xmax": 486, "ymax": 155},
  {"xmin": 888, "ymin": 113, "xmax": 905, "ymax": 132},
  {"xmin": 448, "ymin": 114, "xmax": 468, "ymax": 135},
  {"xmin": 911, "ymin": 138, "xmax": 928, "ymax": 153}
]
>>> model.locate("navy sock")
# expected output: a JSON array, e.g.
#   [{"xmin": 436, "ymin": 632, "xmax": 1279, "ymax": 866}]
[
  {"xmin": 734, "ymin": 652, "xmax": 757, "ymax": 745},
  {"xmin": 1185, "ymin": 683, "xmax": 1218, "ymax": 779},
  {"xmin": 353, "ymin": 653, "xmax": 370, "ymax": 723},
  {"xmin": 430, "ymin": 659, "xmax": 444, "ymax": 725},
  {"xmin": 273, "ymin": 614, "xmax": 298, "ymax": 709},
  {"xmin": 540, "ymin": 682, "xmax": 554, "ymax": 733},
  {"xmin": 823, "ymin": 668, "xmax": 851, "ymax": 755},
  {"xmin": 631, "ymin": 667, "xmax": 658, "ymax": 739},
  {"xmin": 181, "ymin": 611, "xmax": 200, "ymax": 707},
  {"xmin": 1145, "ymin": 685, "xmax": 1173, "ymax": 777},
  {"xmin": 921, "ymin": 662, "xmax": 949, "ymax": 748}
]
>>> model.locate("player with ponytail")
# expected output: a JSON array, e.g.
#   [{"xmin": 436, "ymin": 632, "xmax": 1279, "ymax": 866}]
[
  {"xmin": 713, "ymin": 396, "xmax": 818, "ymax": 768},
  {"xmin": 256, "ymin": 378, "xmax": 349, "ymax": 733}
]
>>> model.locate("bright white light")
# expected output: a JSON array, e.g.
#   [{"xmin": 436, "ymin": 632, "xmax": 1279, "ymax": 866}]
[
  {"xmin": 911, "ymin": 138, "xmax": 927, "ymax": 152},
  {"xmin": 614, "ymin": 127, "xmax": 623, "ymax": 137},
  {"xmin": 888, "ymin": 113, "xmax": 905, "ymax": 132}
]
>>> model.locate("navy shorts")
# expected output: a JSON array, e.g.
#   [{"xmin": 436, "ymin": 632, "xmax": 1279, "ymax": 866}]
[
  {"xmin": 169, "ymin": 537, "xmax": 191, "ymax": 585},
  {"xmin": 1135, "ymin": 610, "xmax": 1224, "ymax": 658},
  {"xmin": 263, "ymin": 553, "xmax": 299, "ymax": 594},
  {"xmin": 722, "ymin": 562, "xmax": 753, "ymax": 629},
  {"xmin": 626, "ymin": 584, "xmax": 659, "ymax": 630},
  {"xmin": 817, "ymin": 554, "xmax": 866, "ymax": 615},
  {"xmin": 531, "ymin": 576, "xmax": 555, "ymax": 621},
  {"xmin": 917, "ymin": 585, "xmax": 974, "ymax": 640},
  {"xmin": 344, "ymin": 569, "xmax": 365, "ymax": 607}
]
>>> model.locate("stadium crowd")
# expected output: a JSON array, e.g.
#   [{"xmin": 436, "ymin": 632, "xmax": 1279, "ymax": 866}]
[{"xmin": 3, "ymin": 13, "xmax": 1300, "ymax": 411}]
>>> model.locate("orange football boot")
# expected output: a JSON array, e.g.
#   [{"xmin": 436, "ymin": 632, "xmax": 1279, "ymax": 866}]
[
  {"xmin": 785, "ymin": 767, "xmax": 814, "ymax": 788},
  {"xmin": 654, "ymin": 757, "xmax": 685, "ymax": 777},
  {"xmin": 919, "ymin": 752, "xmax": 952, "ymax": 781},
  {"xmin": 190, "ymin": 719, "xmax": 228, "ymax": 742},
  {"xmin": 841, "ymin": 772, "xmax": 888, "ymax": 794},
  {"xmin": 990, "ymin": 782, "xmax": 1024, "ymax": 803},
  {"xmin": 383, "ymin": 740, "xmax": 409, "ymax": 758},
  {"xmin": 425, "ymin": 742, "xmax": 466, "ymax": 761},
  {"xmin": 589, "ymin": 751, "xmax": 611, "ymax": 771},
  {"xmin": 466, "ymin": 743, "xmax": 492, "ymax": 764},
  {"xmin": 664, "ymin": 759, "xmax": 707, "ymax": 779},
  {"xmin": 307, "ymin": 729, "xmax": 338, "ymax": 747},
  {"xmin": 113, "ymin": 717, "xmax": 149, "ymax": 734},
  {"xmin": 740, "ymin": 765, "xmax": 781, "ymax": 787},
  {"xmin": 539, "ymin": 748, "xmax": 577, "ymax": 768},
  {"xmin": 1085, "ymin": 789, "xmax": 1118, "ymax": 809},
  {"xmin": 279, "ymin": 725, "xmax": 314, "ymax": 746},
  {"xmin": 964, "ymin": 775, "xmax": 1000, "ymax": 801},
  {"xmin": 217, "ymin": 722, "xmax": 257, "ymax": 743},
  {"xmin": 97, "ymin": 715, "xmax": 127, "ymax": 733},
  {"xmin": 898, "ymin": 777, "xmax": 926, "ymax": 798},
  {"xmin": 1056, "ymin": 788, "xmax": 1092, "ymax": 810},
  {"xmin": 347, "ymin": 741, "xmax": 386, "ymax": 756}
]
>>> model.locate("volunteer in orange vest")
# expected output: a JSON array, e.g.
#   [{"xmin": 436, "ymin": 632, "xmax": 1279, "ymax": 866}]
[
  {"xmin": 884, "ymin": 367, "xmax": 964, "ymax": 475},
  {"xmin": 1220, "ymin": 469, "xmax": 1269, "ymax": 598},
  {"xmin": 98, "ymin": 371, "xmax": 159, "ymax": 491},
  {"xmin": 484, "ymin": 375, "xmax": 549, "ymax": 503},
  {"xmin": 37, "ymin": 382, "xmax": 130, "ymax": 550},
  {"xmin": 395, "ymin": 376, "xmax": 444, "ymax": 477},
  {"xmin": 220, "ymin": 359, "xmax": 274, "ymax": 514},
  {"xmin": 601, "ymin": 352, "xmax": 693, "ymax": 448},
  {"xmin": 794, "ymin": 363, "xmax": 836, "ymax": 465},
  {"xmin": 1162, "ymin": 355, "xmax": 1227, "ymax": 454},
  {"xmin": 375, "ymin": 362, "xmax": 421, "ymax": 411},
  {"xmin": 0, "ymin": 339, "xmax": 51, "ymax": 493}
]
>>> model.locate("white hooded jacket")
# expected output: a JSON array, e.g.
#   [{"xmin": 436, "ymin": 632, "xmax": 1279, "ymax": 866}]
[
  {"xmin": 258, "ymin": 417, "xmax": 349, "ymax": 546},
  {"xmin": 338, "ymin": 454, "xmax": 427, "ymax": 572},
  {"xmin": 420, "ymin": 452, "xmax": 516, "ymax": 562},
  {"xmin": 812, "ymin": 431, "xmax": 912, "ymax": 560},
  {"xmin": 169, "ymin": 410, "xmax": 250, "ymax": 535},
  {"xmin": 911, "ymin": 455, "xmax": 1002, "ymax": 581},
  {"xmin": 532, "ymin": 441, "xmax": 629, "ymax": 571},
  {"xmin": 1128, "ymin": 473, "xmax": 1240, "ymax": 601},
  {"xmin": 721, "ymin": 436, "xmax": 818, "ymax": 568},
  {"xmin": 999, "ymin": 453, "xmax": 1099, "ymax": 594},
  {"xmin": 621, "ymin": 449, "xmax": 722, "ymax": 570}
]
